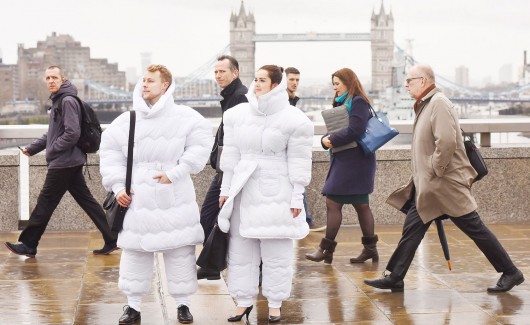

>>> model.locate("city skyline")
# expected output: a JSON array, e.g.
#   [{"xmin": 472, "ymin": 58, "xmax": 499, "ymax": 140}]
[{"xmin": 1, "ymin": 0, "xmax": 528, "ymax": 88}]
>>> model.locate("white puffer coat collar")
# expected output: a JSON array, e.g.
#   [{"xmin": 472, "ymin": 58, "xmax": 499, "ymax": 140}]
[
  {"xmin": 132, "ymin": 78, "xmax": 176, "ymax": 118},
  {"xmin": 245, "ymin": 72, "xmax": 290, "ymax": 116}
]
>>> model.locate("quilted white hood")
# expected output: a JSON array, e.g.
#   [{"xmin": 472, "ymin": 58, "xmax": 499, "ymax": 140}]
[
  {"xmin": 132, "ymin": 77, "xmax": 177, "ymax": 118},
  {"xmin": 245, "ymin": 72, "xmax": 290, "ymax": 116}
]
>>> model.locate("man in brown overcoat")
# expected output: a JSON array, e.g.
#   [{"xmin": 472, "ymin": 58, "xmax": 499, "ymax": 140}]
[{"xmin": 364, "ymin": 64, "xmax": 524, "ymax": 293}]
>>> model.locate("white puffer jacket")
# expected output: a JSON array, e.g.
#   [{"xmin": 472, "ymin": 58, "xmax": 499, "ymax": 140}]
[
  {"xmin": 99, "ymin": 79, "xmax": 213, "ymax": 251},
  {"xmin": 218, "ymin": 73, "xmax": 314, "ymax": 239}
]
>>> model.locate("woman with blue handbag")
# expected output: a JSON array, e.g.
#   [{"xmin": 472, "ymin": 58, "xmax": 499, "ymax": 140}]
[{"xmin": 305, "ymin": 68, "xmax": 378, "ymax": 264}]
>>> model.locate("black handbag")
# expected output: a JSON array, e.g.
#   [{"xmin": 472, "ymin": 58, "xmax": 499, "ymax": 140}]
[
  {"xmin": 462, "ymin": 130, "xmax": 488, "ymax": 181},
  {"xmin": 103, "ymin": 111, "xmax": 136, "ymax": 233},
  {"xmin": 196, "ymin": 224, "xmax": 229, "ymax": 272}
]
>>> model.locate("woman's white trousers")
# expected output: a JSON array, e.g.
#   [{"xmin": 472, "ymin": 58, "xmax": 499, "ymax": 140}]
[{"xmin": 227, "ymin": 195, "xmax": 294, "ymax": 309}]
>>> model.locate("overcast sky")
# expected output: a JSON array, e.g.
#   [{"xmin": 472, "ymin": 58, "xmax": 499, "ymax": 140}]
[{"xmin": 1, "ymin": 0, "xmax": 528, "ymax": 87}]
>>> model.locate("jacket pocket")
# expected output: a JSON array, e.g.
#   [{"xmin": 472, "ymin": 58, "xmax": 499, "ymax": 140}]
[
  {"xmin": 155, "ymin": 183, "xmax": 176, "ymax": 210},
  {"xmin": 259, "ymin": 171, "xmax": 280, "ymax": 197}
]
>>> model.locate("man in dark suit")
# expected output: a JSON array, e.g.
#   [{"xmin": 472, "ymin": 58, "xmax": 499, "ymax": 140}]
[{"xmin": 198, "ymin": 55, "xmax": 248, "ymax": 280}]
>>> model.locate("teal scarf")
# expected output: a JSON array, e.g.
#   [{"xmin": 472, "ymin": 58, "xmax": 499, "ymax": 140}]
[{"xmin": 335, "ymin": 92, "xmax": 352, "ymax": 112}]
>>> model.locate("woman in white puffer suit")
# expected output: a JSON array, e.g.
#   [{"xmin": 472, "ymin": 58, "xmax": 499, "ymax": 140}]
[
  {"xmin": 100, "ymin": 65, "xmax": 212, "ymax": 321},
  {"xmin": 218, "ymin": 65, "xmax": 313, "ymax": 322}
]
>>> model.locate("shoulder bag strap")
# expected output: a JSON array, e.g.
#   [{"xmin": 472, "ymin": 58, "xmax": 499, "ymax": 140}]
[
  {"xmin": 368, "ymin": 105, "xmax": 378, "ymax": 119},
  {"xmin": 125, "ymin": 111, "xmax": 136, "ymax": 196}
]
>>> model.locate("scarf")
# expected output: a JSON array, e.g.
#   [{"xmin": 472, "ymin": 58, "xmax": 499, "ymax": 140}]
[
  {"xmin": 335, "ymin": 92, "xmax": 352, "ymax": 112},
  {"xmin": 413, "ymin": 84, "xmax": 436, "ymax": 113}
]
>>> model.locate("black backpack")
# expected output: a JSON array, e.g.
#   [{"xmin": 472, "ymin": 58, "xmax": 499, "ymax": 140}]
[{"xmin": 58, "ymin": 95, "xmax": 102, "ymax": 153}]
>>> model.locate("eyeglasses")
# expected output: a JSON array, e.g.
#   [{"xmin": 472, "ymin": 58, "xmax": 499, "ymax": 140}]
[{"xmin": 405, "ymin": 77, "xmax": 423, "ymax": 85}]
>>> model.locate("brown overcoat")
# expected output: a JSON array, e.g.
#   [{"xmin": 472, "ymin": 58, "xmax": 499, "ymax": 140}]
[{"xmin": 386, "ymin": 88, "xmax": 478, "ymax": 223}]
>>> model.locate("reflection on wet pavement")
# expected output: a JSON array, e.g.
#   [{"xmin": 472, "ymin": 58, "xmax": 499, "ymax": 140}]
[{"xmin": 0, "ymin": 225, "xmax": 528, "ymax": 324}]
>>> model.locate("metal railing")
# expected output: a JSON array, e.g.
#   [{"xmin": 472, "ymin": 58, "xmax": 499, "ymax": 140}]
[{"xmin": 2, "ymin": 118, "xmax": 530, "ymax": 147}]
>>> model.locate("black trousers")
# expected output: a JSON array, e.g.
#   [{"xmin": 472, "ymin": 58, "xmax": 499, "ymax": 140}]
[
  {"xmin": 200, "ymin": 173, "xmax": 222, "ymax": 243},
  {"xmin": 19, "ymin": 165, "xmax": 116, "ymax": 249},
  {"xmin": 386, "ymin": 200, "xmax": 515, "ymax": 279}
]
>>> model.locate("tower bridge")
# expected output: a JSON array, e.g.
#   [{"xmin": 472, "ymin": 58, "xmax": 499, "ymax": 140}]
[
  {"xmin": 230, "ymin": 1, "xmax": 394, "ymax": 92},
  {"xmin": 82, "ymin": 1, "xmax": 529, "ymax": 109}
]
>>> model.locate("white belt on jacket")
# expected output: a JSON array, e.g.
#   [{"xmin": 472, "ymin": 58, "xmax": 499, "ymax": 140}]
[
  {"xmin": 240, "ymin": 153, "xmax": 286, "ymax": 162},
  {"xmin": 137, "ymin": 162, "xmax": 177, "ymax": 171}
]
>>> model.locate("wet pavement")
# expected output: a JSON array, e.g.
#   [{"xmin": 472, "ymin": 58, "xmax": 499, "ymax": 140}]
[{"xmin": 1, "ymin": 224, "xmax": 529, "ymax": 324}]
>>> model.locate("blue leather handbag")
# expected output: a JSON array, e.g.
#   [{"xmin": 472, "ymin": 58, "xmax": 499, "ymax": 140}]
[{"xmin": 358, "ymin": 106, "xmax": 398, "ymax": 154}]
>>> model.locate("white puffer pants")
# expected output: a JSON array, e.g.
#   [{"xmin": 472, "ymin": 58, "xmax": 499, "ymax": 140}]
[
  {"xmin": 118, "ymin": 246, "xmax": 197, "ymax": 311},
  {"xmin": 227, "ymin": 195, "xmax": 294, "ymax": 308}
]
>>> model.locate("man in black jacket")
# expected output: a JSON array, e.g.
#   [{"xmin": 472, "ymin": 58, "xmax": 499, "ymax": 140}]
[
  {"xmin": 285, "ymin": 66, "xmax": 301, "ymax": 106},
  {"xmin": 4, "ymin": 66, "xmax": 117, "ymax": 257},
  {"xmin": 285, "ymin": 67, "xmax": 321, "ymax": 231},
  {"xmin": 198, "ymin": 55, "xmax": 248, "ymax": 280}
]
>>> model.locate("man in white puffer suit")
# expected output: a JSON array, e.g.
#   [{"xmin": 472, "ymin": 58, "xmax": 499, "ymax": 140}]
[
  {"xmin": 218, "ymin": 65, "xmax": 313, "ymax": 322},
  {"xmin": 100, "ymin": 65, "xmax": 212, "ymax": 324}
]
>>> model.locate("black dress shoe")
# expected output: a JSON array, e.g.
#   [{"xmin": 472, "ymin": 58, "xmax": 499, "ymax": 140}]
[
  {"xmin": 93, "ymin": 241, "xmax": 119, "ymax": 255},
  {"xmin": 118, "ymin": 305, "xmax": 141, "ymax": 324},
  {"xmin": 364, "ymin": 273, "xmax": 404, "ymax": 292},
  {"xmin": 487, "ymin": 269, "xmax": 525, "ymax": 293},
  {"xmin": 197, "ymin": 267, "xmax": 221, "ymax": 280},
  {"xmin": 177, "ymin": 305, "xmax": 193, "ymax": 324},
  {"xmin": 4, "ymin": 242, "xmax": 37, "ymax": 257}
]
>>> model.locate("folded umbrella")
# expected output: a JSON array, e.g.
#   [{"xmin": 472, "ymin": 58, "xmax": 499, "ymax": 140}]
[{"xmin": 435, "ymin": 219, "xmax": 452, "ymax": 271}]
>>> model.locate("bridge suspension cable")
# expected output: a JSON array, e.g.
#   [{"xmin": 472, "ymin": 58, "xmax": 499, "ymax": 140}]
[
  {"xmin": 174, "ymin": 44, "xmax": 230, "ymax": 87},
  {"xmin": 394, "ymin": 44, "xmax": 529, "ymax": 98}
]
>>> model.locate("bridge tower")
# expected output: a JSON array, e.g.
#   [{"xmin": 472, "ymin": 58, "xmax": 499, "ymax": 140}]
[
  {"xmin": 229, "ymin": 1, "xmax": 255, "ymax": 86},
  {"xmin": 371, "ymin": 3, "xmax": 394, "ymax": 93},
  {"xmin": 229, "ymin": 1, "xmax": 395, "ymax": 92}
]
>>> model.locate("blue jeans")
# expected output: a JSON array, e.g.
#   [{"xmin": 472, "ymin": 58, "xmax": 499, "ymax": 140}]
[{"xmin": 303, "ymin": 191, "xmax": 312, "ymax": 224}]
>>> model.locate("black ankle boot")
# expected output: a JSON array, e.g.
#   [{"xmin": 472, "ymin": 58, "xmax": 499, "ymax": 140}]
[
  {"xmin": 118, "ymin": 305, "xmax": 141, "ymax": 324},
  {"xmin": 350, "ymin": 235, "xmax": 379, "ymax": 263}
]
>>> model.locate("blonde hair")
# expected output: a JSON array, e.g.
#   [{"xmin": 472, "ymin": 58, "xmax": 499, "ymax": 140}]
[{"xmin": 146, "ymin": 64, "xmax": 173, "ymax": 84}]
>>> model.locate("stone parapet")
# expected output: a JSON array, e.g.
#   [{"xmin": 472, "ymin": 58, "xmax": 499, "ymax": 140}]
[
  {"xmin": 0, "ymin": 153, "xmax": 19, "ymax": 231},
  {"xmin": 308, "ymin": 146, "xmax": 530, "ymax": 227},
  {"xmin": 3, "ymin": 146, "xmax": 529, "ymax": 232}
]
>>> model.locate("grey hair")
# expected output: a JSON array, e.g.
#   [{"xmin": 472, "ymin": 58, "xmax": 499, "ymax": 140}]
[{"xmin": 415, "ymin": 64, "xmax": 435, "ymax": 83}]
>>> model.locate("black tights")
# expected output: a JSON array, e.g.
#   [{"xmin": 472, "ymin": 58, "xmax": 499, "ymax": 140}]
[{"xmin": 324, "ymin": 198, "xmax": 374, "ymax": 241}]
